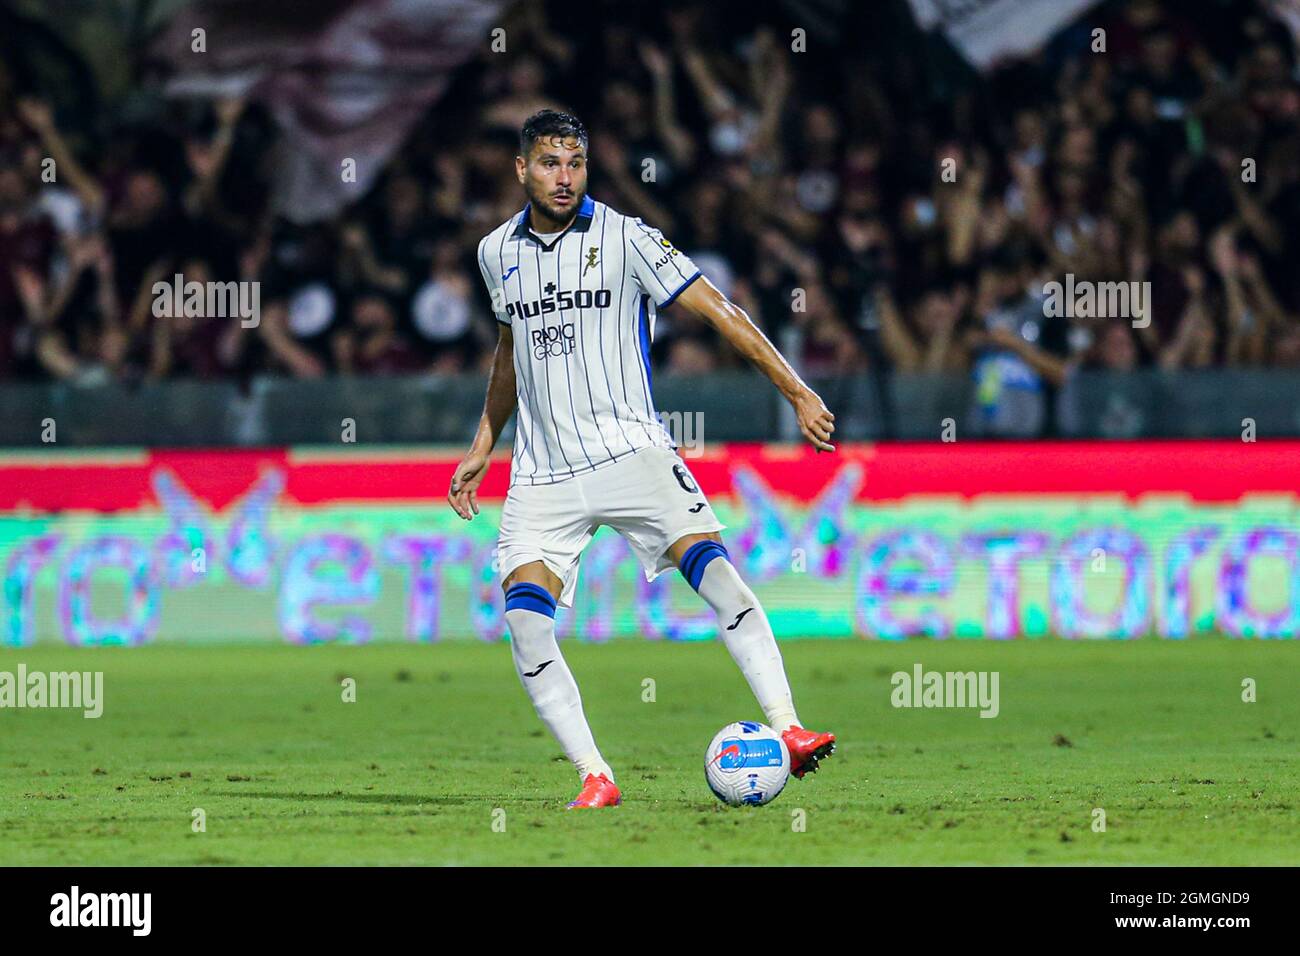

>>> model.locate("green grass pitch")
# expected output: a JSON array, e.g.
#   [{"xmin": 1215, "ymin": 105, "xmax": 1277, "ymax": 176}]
[{"xmin": 0, "ymin": 638, "xmax": 1296, "ymax": 865}]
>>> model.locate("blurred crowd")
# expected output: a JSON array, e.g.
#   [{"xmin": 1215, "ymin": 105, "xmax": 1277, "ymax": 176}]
[{"xmin": 2, "ymin": 0, "xmax": 1300, "ymax": 433}]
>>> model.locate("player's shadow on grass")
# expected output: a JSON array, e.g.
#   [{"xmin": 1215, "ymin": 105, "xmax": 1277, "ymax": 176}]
[{"xmin": 211, "ymin": 790, "xmax": 556, "ymax": 806}]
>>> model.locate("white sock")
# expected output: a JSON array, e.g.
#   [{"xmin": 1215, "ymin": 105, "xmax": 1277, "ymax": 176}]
[
  {"xmin": 683, "ymin": 544, "xmax": 801, "ymax": 733},
  {"xmin": 571, "ymin": 751, "xmax": 613, "ymax": 782},
  {"xmin": 504, "ymin": 583, "xmax": 614, "ymax": 782}
]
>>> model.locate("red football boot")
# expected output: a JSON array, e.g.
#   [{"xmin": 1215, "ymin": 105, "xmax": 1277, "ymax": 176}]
[
  {"xmin": 782, "ymin": 726, "xmax": 837, "ymax": 779},
  {"xmin": 566, "ymin": 773, "xmax": 622, "ymax": 809}
]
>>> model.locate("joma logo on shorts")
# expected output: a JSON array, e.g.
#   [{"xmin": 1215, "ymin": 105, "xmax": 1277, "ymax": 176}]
[{"xmin": 532, "ymin": 323, "xmax": 576, "ymax": 359}]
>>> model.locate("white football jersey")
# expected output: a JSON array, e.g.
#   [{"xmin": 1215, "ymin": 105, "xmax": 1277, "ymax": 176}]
[{"xmin": 476, "ymin": 194, "xmax": 702, "ymax": 487}]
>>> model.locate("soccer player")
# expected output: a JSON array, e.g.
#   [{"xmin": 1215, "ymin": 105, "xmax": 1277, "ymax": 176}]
[{"xmin": 448, "ymin": 109, "xmax": 837, "ymax": 808}]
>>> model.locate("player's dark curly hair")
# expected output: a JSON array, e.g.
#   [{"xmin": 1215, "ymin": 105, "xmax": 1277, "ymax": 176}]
[{"xmin": 519, "ymin": 109, "xmax": 588, "ymax": 156}]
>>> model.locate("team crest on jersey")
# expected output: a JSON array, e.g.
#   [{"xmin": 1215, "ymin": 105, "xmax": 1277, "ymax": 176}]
[
  {"xmin": 583, "ymin": 246, "xmax": 599, "ymax": 275},
  {"xmin": 532, "ymin": 322, "xmax": 576, "ymax": 360}
]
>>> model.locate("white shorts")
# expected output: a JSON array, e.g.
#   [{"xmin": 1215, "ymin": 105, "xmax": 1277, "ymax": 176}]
[{"xmin": 496, "ymin": 445, "xmax": 726, "ymax": 608}]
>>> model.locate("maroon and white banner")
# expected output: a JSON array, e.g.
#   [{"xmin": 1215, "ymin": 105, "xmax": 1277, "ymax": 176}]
[
  {"xmin": 908, "ymin": 0, "xmax": 1098, "ymax": 70},
  {"xmin": 152, "ymin": 0, "xmax": 506, "ymax": 222}
]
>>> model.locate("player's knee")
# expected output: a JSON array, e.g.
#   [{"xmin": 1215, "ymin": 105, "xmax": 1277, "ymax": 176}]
[
  {"xmin": 502, "ymin": 560, "xmax": 562, "ymax": 596},
  {"xmin": 679, "ymin": 539, "xmax": 731, "ymax": 593},
  {"xmin": 503, "ymin": 582, "xmax": 558, "ymax": 629}
]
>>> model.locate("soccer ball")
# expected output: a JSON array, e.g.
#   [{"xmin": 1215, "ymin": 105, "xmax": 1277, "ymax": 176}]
[{"xmin": 704, "ymin": 721, "xmax": 791, "ymax": 806}]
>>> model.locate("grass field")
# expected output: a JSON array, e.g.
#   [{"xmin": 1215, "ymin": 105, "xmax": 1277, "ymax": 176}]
[{"xmin": 0, "ymin": 638, "xmax": 1297, "ymax": 866}]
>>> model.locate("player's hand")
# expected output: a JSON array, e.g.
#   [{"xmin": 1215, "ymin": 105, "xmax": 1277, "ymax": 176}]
[
  {"xmin": 639, "ymin": 41, "xmax": 671, "ymax": 77},
  {"xmin": 448, "ymin": 450, "xmax": 489, "ymax": 520},
  {"xmin": 15, "ymin": 98, "xmax": 55, "ymax": 132},
  {"xmin": 793, "ymin": 387, "xmax": 835, "ymax": 453}
]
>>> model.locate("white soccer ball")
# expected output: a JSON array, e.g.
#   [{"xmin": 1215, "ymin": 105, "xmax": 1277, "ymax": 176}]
[{"xmin": 704, "ymin": 721, "xmax": 791, "ymax": 806}]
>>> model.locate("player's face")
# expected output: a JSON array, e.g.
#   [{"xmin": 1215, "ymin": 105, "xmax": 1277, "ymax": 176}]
[{"xmin": 517, "ymin": 137, "xmax": 588, "ymax": 230}]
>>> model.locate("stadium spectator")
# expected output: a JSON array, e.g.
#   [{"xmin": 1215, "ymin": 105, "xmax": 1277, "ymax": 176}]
[{"xmin": 1, "ymin": 0, "xmax": 1299, "ymax": 442}]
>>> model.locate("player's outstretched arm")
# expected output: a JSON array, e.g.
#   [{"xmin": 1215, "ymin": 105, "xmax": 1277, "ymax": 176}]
[
  {"xmin": 672, "ymin": 276, "xmax": 835, "ymax": 452},
  {"xmin": 449, "ymin": 324, "xmax": 517, "ymax": 519}
]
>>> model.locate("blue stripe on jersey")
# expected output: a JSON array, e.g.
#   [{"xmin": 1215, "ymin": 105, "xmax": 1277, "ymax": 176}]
[
  {"xmin": 660, "ymin": 270, "xmax": 702, "ymax": 308},
  {"xmin": 617, "ymin": 217, "xmax": 655, "ymax": 449},
  {"xmin": 638, "ymin": 294, "xmax": 653, "ymax": 393},
  {"xmin": 635, "ymin": 293, "xmax": 659, "ymax": 433}
]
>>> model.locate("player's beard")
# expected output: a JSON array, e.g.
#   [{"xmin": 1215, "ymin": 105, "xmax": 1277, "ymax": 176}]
[{"xmin": 527, "ymin": 182, "xmax": 585, "ymax": 230}]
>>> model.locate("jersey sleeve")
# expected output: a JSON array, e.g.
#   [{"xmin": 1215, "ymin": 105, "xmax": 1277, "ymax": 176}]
[
  {"xmin": 626, "ymin": 218, "xmax": 702, "ymax": 308},
  {"xmin": 477, "ymin": 236, "xmax": 509, "ymax": 326}
]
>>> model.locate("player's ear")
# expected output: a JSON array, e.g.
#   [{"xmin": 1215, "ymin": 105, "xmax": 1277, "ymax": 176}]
[{"xmin": 515, "ymin": 155, "xmax": 527, "ymax": 184}]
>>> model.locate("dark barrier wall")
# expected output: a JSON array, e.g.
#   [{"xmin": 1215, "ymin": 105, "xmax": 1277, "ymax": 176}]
[{"xmin": 3, "ymin": 370, "xmax": 1300, "ymax": 446}]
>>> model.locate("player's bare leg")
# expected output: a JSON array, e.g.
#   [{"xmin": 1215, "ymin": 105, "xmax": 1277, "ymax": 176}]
[
  {"xmin": 668, "ymin": 532, "xmax": 836, "ymax": 778},
  {"xmin": 501, "ymin": 561, "xmax": 619, "ymax": 808}
]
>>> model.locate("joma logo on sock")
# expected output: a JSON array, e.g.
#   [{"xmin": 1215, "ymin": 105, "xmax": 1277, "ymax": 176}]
[
  {"xmin": 890, "ymin": 665, "xmax": 999, "ymax": 718},
  {"xmin": 50, "ymin": 886, "xmax": 151, "ymax": 936}
]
